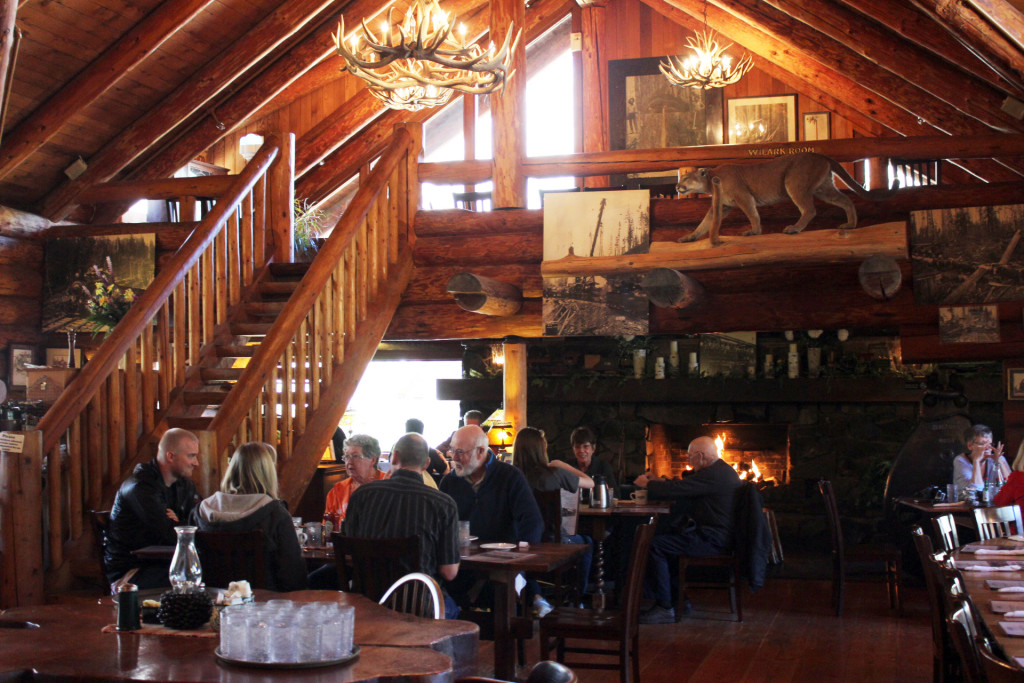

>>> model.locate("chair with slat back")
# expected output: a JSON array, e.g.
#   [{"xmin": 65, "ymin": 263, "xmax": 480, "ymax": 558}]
[
  {"xmin": 331, "ymin": 533, "xmax": 422, "ymax": 602},
  {"xmin": 453, "ymin": 191, "xmax": 492, "ymax": 211},
  {"xmin": 948, "ymin": 601, "xmax": 985, "ymax": 683},
  {"xmin": 933, "ymin": 514, "xmax": 961, "ymax": 552},
  {"xmin": 530, "ymin": 489, "xmax": 581, "ymax": 607},
  {"xmin": 974, "ymin": 505, "xmax": 1024, "ymax": 541},
  {"xmin": 194, "ymin": 529, "xmax": 268, "ymax": 589},
  {"xmin": 912, "ymin": 526, "xmax": 955, "ymax": 683},
  {"xmin": 818, "ymin": 479, "xmax": 901, "ymax": 616},
  {"xmin": 539, "ymin": 519, "xmax": 655, "ymax": 683},
  {"xmin": 378, "ymin": 572, "xmax": 443, "ymax": 619},
  {"xmin": 89, "ymin": 510, "xmax": 111, "ymax": 588},
  {"xmin": 978, "ymin": 638, "xmax": 1024, "ymax": 683},
  {"xmin": 763, "ymin": 506, "xmax": 784, "ymax": 565}
]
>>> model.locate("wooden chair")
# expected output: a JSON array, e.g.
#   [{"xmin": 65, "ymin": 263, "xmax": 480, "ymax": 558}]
[
  {"xmin": 539, "ymin": 520, "xmax": 655, "ymax": 683},
  {"xmin": 89, "ymin": 509, "xmax": 111, "ymax": 587},
  {"xmin": 763, "ymin": 506, "xmax": 784, "ymax": 565},
  {"xmin": 933, "ymin": 513, "xmax": 961, "ymax": 552},
  {"xmin": 457, "ymin": 660, "xmax": 578, "ymax": 683},
  {"xmin": 531, "ymin": 489, "xmax": 579, "ymax": 606},
  {"xmin": 331, "ymin": 533, "xmax": 421, "ymax": 602},
  {"xmin": 453, "ymin": 190, "xmax": 492, "ymax": 211},
  {"xmin": 947, "ymin": 601, "xmax": 985, "ymax": 683},
  {"xmin": 818, "ymin": 479, "xmax": 901, "ymax": 616},
  {"xmin": 974, "ymin": 504, "xmax": 1024, "ymax": 540},
  {"xmin": 912, "ymin": 525, "xmax": 955, "ymax": 683},
  {"xmin": 978, "ymin": 638, "xmax": 1024, "ymax": 683},
  {"xmin": 379, "ymin": 572, "xmax": 443, "ymax": 619},
  {"xmin": 194, "ymin": 529, "xmax": 268, "ymax": 589}
]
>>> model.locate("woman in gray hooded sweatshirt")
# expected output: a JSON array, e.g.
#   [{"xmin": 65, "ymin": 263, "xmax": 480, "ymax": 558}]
[{"xmin": 193, "ymin": 442, "xmax": 307, "ymax": 591}]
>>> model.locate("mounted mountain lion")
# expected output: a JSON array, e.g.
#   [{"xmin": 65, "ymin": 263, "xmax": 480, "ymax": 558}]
[{"xmin": 676, "ymin": 153, "xmax": 895, "ymax": 245}]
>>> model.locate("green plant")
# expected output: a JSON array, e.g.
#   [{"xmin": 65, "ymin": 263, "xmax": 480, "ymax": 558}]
[
  {"xmin": 294, "ymin": 198, "xmax": 326, "ymax": 255},
  {"xmin": 73, "ymin": 257, "xmax": 136, "ymax": 335}
]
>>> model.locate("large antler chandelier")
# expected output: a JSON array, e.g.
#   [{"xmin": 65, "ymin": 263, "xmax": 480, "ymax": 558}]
[
  {"xmin": 660, "ymin": 29, "xmax": 753, "ymax": 90},
  {"xmin": 334, "ymin": 0, "xmax": 520, "ymax": 111}
]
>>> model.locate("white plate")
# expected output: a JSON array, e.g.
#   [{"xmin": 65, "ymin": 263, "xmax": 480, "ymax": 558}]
[{"xmin": 479, "ymin": 542, "xmax": 516, "ymax": 551}]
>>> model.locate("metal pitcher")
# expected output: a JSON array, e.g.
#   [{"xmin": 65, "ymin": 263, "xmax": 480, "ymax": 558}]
[{"xmin": 592, "ymin": 475, "xmax": 609, "ymax": 509}]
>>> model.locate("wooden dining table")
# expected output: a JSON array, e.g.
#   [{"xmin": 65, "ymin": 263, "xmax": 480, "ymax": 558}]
[
  {"xmin": 953, "ymin": 537, "xmax": 1024, "ymax": 667},
  {"xmin": 0, "ymin": 589, "xmax": 478, "ymax": 682}
]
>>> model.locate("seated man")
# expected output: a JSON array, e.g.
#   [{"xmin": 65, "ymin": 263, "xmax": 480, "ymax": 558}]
[
  {"xmin": 405, "ymin": 417, "xmax": 450, "ymax": 483},
  {"xmin": 344, "ymin": 432, "xmax": 461, "ymax": 618},
  {"xmin": 570, "ymin": 425, "xmax": 617, "ymax": 493},
  {"xmin": 634, "ymin": 435, "xmax": 741, "ymax": 624},
  {"xmin": 435, "ymin": 409, "xmax": 486, "ymax": 457},
  {"xmin": 324, "ymin": 433, "xmax": 384, "ymax": 526},
  {"xmin": 105, "ymin": 428, "xmax": 202, "ymax": 589}
]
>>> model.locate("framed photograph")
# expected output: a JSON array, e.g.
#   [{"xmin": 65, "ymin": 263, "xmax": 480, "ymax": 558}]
[
  {"xmin": 727, "ymin": 94, "xmax": 797, "ymax": 144},
  {"xmin": 8, "ymin": 344, "xmax": 35, "ymax": 388},
  {"xmin": 1009, "ymin": 369, "xmax": 1024, "ymax": 400},
  {"xmin": 45, "ymin": 347, "xmax": 82, "ymax": 369},
  {"xmin": 938, "ymin": 305, "xmax": 1000, "ymax": 343},
  {"xmin": 608, "ymin": 56, "xmax": 723, "ymax": 190},
  {"xmin": 803, "ymin": 111, "xmax": 830, "ymax": 141}
]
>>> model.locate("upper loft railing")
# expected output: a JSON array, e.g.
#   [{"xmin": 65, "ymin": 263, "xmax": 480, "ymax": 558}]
[{"xmin": 33, "ymin": 137, "xmax": 280, "ymax": 573}]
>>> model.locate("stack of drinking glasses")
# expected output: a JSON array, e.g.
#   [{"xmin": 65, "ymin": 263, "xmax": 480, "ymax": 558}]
[{"xmin": 219, "ymin": 600, "xmax": 355, "ymax": 664}]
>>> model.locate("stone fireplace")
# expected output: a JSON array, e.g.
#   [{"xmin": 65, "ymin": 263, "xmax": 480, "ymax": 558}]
[{"xmin": 648, "ymin": 423, "xmax": 790, "ymax": 485}]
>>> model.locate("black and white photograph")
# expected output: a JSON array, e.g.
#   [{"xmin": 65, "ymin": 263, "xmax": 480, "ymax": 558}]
[
  {"xmin": 8, "ymin": 344, "xmax": 34, "ymax": 388},
  {"xmin": 803, "ymin": 111, "xmax": 830, "ymax": 141},
  {"xmin": 1008, "ymin": 369, "xmax": 1024, "ymax": 400},
  {"xmin": 728, "ymin": 94, "xmax": 797, "ymax": 144},
  {"xmin": 910, "ymin": 204, "xmax": 1024, "ymax": 305},
  {"xmin": 43, "ymin": 234, "xmax": 155, "ymax": 333},
  {"xmin": 542, "ymin": 190, "xmax": 650, "ymax": 337},
  {"xmin": 938, "ymin": 305, "xmax": 1000, "ymax": 344}
]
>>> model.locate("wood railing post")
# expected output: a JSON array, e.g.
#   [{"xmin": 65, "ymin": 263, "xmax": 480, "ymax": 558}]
[
  {"xmin": 0, "ymin": 431, "xmax": 44, "ymax": 607},
  {"xmin": 268, "ymin": 132, "xmax": 295, "ymax": 263},
  {"xmin": 503, "ymin": 342, "xmax": 528, "ymax": 436},
  {"xmin": 196, "ymin": 431, "xmax": 218, "ymax": 499}
]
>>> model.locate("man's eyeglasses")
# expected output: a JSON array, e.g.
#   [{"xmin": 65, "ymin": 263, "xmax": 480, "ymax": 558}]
[{"xmin": 447, "ymin": 446, "xmax": 482, "ymax": 459}]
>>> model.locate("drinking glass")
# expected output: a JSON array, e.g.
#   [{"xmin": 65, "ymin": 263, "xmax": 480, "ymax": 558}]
[
  {"xmin": 947, "ymin": 484, "xmax": 959, "ymax": 503},
  {"xmin": 458, "ymin": 521, "xmax": 471, "ymax": 545}
]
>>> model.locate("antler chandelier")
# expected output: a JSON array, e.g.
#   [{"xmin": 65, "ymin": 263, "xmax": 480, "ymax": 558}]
[
  {"xmin": 334, "ymin": 0, "xmax": 520, "ymax": 111},
  {"xmin": 660, "ymin": 29, "xmax": 753, "ymax": 90}
]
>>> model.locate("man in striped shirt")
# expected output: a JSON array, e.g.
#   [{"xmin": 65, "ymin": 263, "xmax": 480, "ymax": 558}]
[{"xmin": 343, "ymin": 432, "xmax": 461, "ymax": 616}]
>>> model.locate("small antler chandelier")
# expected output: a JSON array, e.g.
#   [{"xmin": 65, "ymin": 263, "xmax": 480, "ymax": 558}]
[
  {"xmin": 334, "ymin": 0, "xmax": 521, "ymax": 111},
  {"xmin": 660, "ymin": 28, "xmax": 753, "ymax": 90}
]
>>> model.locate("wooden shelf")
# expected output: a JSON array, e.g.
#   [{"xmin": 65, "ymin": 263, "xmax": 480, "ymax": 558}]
[{"xmin": 436, "ymin": 376, "xmax": 1003, "ymax": 404}]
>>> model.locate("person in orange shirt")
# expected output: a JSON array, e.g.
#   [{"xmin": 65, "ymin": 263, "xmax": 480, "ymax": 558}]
[{"xmin": 324, "ymin": 433, "xmax": 384, "ymax": 525}]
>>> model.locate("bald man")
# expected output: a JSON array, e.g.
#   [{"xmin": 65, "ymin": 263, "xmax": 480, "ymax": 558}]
[{"xmin": 633, "ymin": 435, "xmax": 742, "ymax": 624}]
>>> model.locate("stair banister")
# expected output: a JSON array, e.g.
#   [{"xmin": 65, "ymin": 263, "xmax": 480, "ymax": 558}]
[
  {"xmin": 205, "ymin": 127, "xmax": 413, "ymax": 457},
  {"xmin": 37, "ymin": 137, "xmax": 281, "ymax": 455}
]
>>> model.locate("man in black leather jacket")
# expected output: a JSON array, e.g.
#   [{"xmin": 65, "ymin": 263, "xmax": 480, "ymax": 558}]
[{"xmin": 104, "ymin": 428, "xmax": 201, "ymax": 589}]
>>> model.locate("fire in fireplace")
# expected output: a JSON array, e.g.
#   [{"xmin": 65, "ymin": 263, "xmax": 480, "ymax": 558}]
[{"xmin": 648, "ymin": 424, "xmax": 790, "ymax": 486}]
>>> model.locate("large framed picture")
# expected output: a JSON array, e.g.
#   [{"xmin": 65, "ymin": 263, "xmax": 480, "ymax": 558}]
[
  {"xmin": 1009, "ymin": 369, "xmax": 1024, "ymax": 400},
  {"xmin": 8, "ymin": 344, "xmax": 34, "ymax": 388},
  {"xmin": 608, "ymin": 56, "xmax": 723, "ymax": 190},
  {"xmin": 727, "ymin": 94, "xmax": 797, "ymax": 144}
]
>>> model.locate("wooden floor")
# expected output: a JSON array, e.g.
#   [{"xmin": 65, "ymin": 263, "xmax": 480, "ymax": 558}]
[{"xmin": 478, "ymin": 577, "xmax": 932, "ymax": 682}]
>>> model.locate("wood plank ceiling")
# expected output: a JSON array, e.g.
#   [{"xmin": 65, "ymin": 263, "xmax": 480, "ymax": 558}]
[{"xmin": 1, "ymin": 0, "xmax": 1024, "ymax": 223}]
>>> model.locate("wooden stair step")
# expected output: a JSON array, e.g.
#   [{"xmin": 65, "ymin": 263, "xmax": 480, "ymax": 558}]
[
  {"xmin": 215, "ymin": 344, "xmax": 258, "ymax": 357},
  {"xmin": 269, "ymin": 262, "xmax": 310, "ymax": 279},
  {"xmin": 230, "ymin": 322, "xmax": 273, "ymax": 336},
  {"xmin": 244, "ymin": 301, "xmax": 285, "ymax": 316},
  {"xmin": 166, "ymin": 416, "xmax": 214, "ymax": 430},
  {"xmin": 183, "ymin": 390, "xmax": 229, "ymax": 405},
  {"xmin": 258, "ymin": 281, "xmax": 299, "ymax": 298},
  {"xmin": 200, "ymin": 368, "xmax": 244, "ymax": 382}
]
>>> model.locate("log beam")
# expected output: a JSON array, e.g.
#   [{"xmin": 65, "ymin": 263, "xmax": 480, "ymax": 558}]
[
  {"xmin": 641, "ymin": 268, "xmax": 706, "ymax": 309},
  {"xmin": 0, "ymin": 0, "xmax": 218, "ymax": 181},
  {"xmin": 490, "ymin": 0, "xmax": 527, "ymax": 208},
  {"xmin": 541, "ymin": 223, "xmax": 908, "ymax": 277},
  {"xmin": 446, "ymin": 273, "xmax": 524, "ymax": 315}
]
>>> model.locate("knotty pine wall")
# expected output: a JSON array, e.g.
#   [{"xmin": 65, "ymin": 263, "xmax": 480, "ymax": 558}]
[{"xmin": 0, "ymin": 234, "xmax": 43, "ymax": 395}]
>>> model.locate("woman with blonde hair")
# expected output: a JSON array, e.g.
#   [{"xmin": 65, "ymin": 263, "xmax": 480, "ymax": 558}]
[
  {"xmin": 993, "ymin": 441, "xmax": 1024, "ymax": 519},
  {"xmin": 193, "ymin": 442, "xmax": 307, "ymax": 591}
]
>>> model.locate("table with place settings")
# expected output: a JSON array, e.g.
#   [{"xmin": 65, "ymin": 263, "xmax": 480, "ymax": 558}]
[{"xmin": 953, "ymin": 536, "xmax": 1024, "ymax": 667}]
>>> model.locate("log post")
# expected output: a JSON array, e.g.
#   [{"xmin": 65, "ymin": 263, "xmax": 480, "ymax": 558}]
[
  {"xmin": 267, "ymin": 132, "xmax": 295, "ymax": 263},
  {"xmin": 858, "ymin": 255, "xmax": 903, "ymax": 300},
  {"xmin": 503, "ymin": 342, "xmax": 527, "ymax": 436},
  {"xmin": 641, "ymin": 268, "xmax": 706, "ymax": 309},
  {"xmin": 579, "ymin": 0, "xmax": 609, "ymax": 188},
  {"xmin": 195, "ymin": 430, "xmax": 218, "ymax": 499},
  {"xmin": 491, "ymin": 0, "xmax": 526, "ymax": 208},
  {"xmin": 0, "ymin": 431, "xmax": 44, "ymax": 607},
  {"xmin": 446, "ymin": 273, "xmax": 524, "ymax": 315},
  {"xmin": 867, "ymin": 157, "xmax": 887, "ymax": 190}
]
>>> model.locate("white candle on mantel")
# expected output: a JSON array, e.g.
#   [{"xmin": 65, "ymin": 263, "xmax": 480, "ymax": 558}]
[{"xmin": 688, "ymin": 352, "xmax": 698, "ymax": 376}]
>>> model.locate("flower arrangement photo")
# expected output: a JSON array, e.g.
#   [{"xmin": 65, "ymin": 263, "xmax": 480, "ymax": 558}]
[{"xmin": 73, "ymin": 257, "xmax": 137, "ymax": 335}]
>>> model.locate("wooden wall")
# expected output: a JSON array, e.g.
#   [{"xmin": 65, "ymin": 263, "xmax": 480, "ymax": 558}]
[{"xmin": 0, "ymin": 233, "xmax": 43, "ymax": 395}]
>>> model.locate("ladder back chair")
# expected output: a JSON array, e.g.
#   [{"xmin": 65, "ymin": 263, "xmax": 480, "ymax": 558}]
[
  {"xmin": 912, "ymin": 526, "xmax": 955, "ymax": 683},
  {"xmin": 947, "ymin": 602, "xmax": 985, "ymax": 683},
  {"xmin": 933, "ymin": 514, "xmax": 961, "ymax": 552},
  {"xmin": 89, "ymin": 509, "xmax": 111, "ymax": 588},
  {"xmin": 978, "ymin": 638, "xmax": 1024, "ymax": 683},
  {"xmin": 974, "ymin": 505, "xmax": 1024, "ymax": 541},
  {"xmin": 453, "ymin": 190, "xmax": 492, "ymax": 211},
  {"xmin": 331, "ymin": 533, "xmax": 422, "ymax": 602},
  {"xmin": 194, "ymin": 529, "xmax": 268, "ymax": 589}
]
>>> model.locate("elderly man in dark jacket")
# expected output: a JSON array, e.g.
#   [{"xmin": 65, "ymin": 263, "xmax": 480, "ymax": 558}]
[
  {"xmin": 105, "ymin": 428, "xmax": 201, "ymax": 589},
  {"xmin": 634, "ymin": 435, "xmax": 742, "ymax": 624}
]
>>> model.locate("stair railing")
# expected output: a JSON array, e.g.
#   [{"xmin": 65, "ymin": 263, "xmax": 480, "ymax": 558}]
[
  {"xmin": 206, "ymin": 124, "xmax": 419, "ymax": 503},
  {"xmin": 34, "ymin": 137, "xmax": 280, "ymax": 572}
]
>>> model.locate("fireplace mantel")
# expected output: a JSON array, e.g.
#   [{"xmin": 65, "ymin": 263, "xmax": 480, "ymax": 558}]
[{"xmin": 437, "ymin": 376, "xmax": 1002, "ymax": 404}]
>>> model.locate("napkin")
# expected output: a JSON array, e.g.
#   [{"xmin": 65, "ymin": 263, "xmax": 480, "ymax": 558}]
[
  {"xmin": 932, "ymin": 502, "xmax": 963, "ymax": 508},
  {"xmin": 999, "ymin": 587, "xmax": 1024, "ymax": 592},
  {"xmin": 976, "ymin": 549, "xmax": 1024, "ymax": 556},
  {"xmin": 1010, "ymin": 536, "xmax": 1024, "ymax": 543},
  {"xmin": 959, "ymin": 564, "xmax": 1023, "ymax": 572},
  {"xmin": 1005, "ymin": 611, "xmax": 1024, "ymax": 618}
]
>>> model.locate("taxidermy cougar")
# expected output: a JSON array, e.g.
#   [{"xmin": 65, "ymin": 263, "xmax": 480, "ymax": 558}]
[{"xmin": 676, "ymin": 152, "xmax": 896, "ymax": 245}]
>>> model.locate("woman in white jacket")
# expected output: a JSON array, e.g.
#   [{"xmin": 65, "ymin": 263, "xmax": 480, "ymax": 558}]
[{"xmin": 193, "ymin": 442, "xmax": 307, "ymax": 591}]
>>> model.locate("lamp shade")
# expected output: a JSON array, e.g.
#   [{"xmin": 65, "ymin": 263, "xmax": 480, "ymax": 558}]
[{"xmin": 238, "ymin": 133, "xmax": 265, "ymax": 162}]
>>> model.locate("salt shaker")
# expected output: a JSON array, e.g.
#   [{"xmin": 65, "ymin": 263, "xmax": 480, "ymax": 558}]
[{"xmin": 117, "ymin": 583, "xmax": 141, "ymax": 631}]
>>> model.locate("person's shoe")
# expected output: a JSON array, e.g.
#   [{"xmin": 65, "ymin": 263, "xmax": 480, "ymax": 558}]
[
  {"xmin": 533, "ymin": 595, "xmax": 554, "ymax": 618},
  {"xmin": 639, "ymin": 605, "xmax": 677, "ymax": 625}
]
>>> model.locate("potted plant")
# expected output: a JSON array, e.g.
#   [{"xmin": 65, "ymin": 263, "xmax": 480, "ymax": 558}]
[{"xmin": 294, "ymin": 199, "xmax": 325, "ymax": 262}]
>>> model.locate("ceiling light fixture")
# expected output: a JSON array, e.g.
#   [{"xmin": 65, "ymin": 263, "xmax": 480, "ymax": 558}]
[
  {"xmin": 660, "ymin": 1, "xmax": 752, "ymax": 90},
  {"xmin": 334, "ymin": 0, "xmax": 520, "ymax": 111}
]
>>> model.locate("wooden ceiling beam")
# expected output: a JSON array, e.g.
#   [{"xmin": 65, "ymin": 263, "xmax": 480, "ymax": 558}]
[
  {"xmin": 965, "ymin": 0, "xmax": 1024, "ymax": 54},
  {"xmin": 707, "ymin": 0, "xmax": 1024, "ymax": 179},
  {"xmin": 760, "ymin": 0, "xmax": 1024, "ymax": 133},
  {"xmin": 37, "ymin": 0, "xmax": 338, "ymax": 222},
  {"xmin": 0, "ymin": 0, "xmax": 218, "ymax": 181},
  {"xmin": 910, "ymin": 0, "xmax": 1024, "ymax": 99}
]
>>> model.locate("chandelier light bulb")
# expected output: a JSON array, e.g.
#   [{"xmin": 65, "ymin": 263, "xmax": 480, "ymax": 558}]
[{"xmin": 660, "ymin": 29, "xmax": 753, "ymax": 90}]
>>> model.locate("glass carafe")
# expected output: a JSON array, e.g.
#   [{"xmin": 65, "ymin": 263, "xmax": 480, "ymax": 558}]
[{"xmin": 169, "ymin": 525, "xmax": 203, "ymax": 592}]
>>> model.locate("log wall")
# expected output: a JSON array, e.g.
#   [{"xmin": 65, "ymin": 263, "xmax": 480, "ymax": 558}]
[{"xmin": 0, "ymin": 230, "xmax": 44, "ymax": 395}]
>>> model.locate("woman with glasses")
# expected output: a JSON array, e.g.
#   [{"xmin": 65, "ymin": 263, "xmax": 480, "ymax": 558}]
[{"xmin": 324, "ymin": 434, "xmax": 384, "ymax": 527}]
